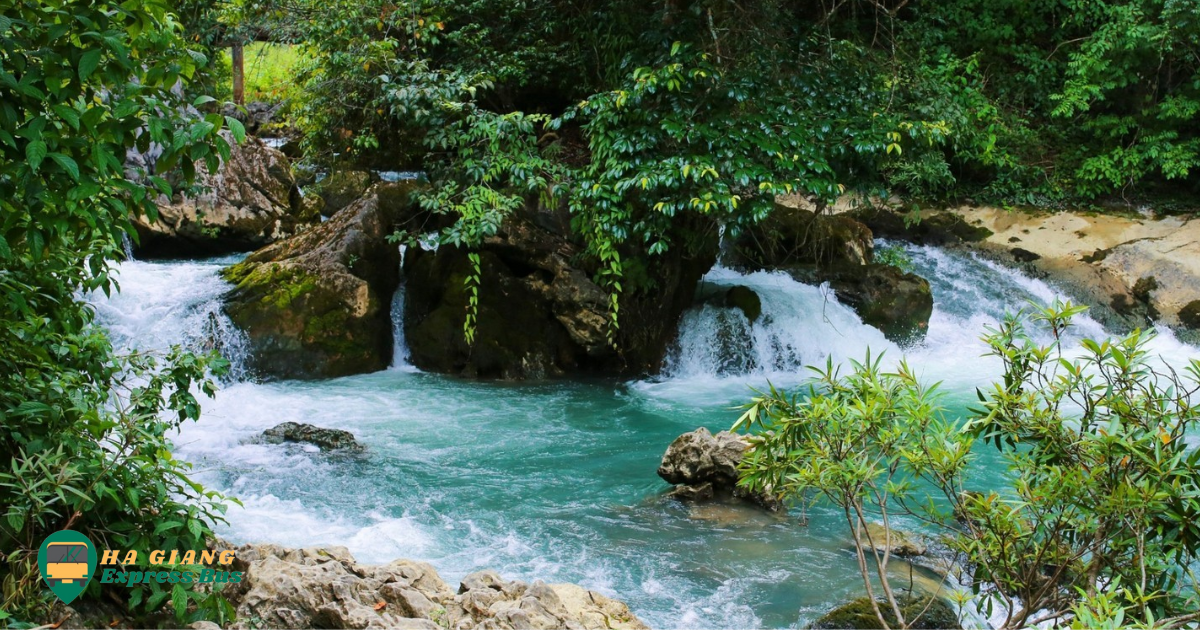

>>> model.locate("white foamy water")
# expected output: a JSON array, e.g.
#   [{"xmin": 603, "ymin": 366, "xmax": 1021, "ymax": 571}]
[{"xmin": 86, "ymin": 243, "xmax": 1200, "ymax": 630}]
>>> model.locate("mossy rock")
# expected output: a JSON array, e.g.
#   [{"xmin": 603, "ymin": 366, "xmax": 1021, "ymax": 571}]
[
  {"xmin": 1179, "ymin": 300, "xmax": 1200, "ymax": 330},
  {"xmin": 810, "ymin": 595, "xmax": 960, "ymax": 630},
  {"xmin": 850, "ymin": 207, "xmax": 992, "ymax": 246},
  {"xmin": 220, "ymin": 182, "xmax": 420, "ymax": 380}
]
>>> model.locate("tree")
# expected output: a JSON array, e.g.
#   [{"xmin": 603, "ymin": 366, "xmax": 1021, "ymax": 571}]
[
  {"xmin": 735, "ymin": 303, "xmax": 1200, "ymax": 629},
  {"xmin": 0, "ymin": 0, "xmax": 242, "ymax": 623}
]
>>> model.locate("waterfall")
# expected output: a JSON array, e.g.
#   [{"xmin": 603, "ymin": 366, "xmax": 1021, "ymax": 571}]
[
  {"xmin": 663, "ymin": 242, "xmax": 1199, "ymax": 393},
  {"xmin": 89, "ymin": 257, "xmax": 251, "ymax": 382},
  {"xmin": 665, "ymin": 267, "xmax": 895, "ymax": 379}
]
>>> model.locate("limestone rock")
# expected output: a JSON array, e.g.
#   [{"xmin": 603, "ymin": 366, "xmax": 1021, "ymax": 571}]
[
  {"xmin": 403, "ymin": 208, "xmax": 716, "ymax": 379},
  {"xmin": 220, "ymin": 542, "xmax": 648, "ymax": 630},
  {"xmin": 133, "ymin": 132, "xmax": 310, "ymax": 257},
  {"xmin": 261, "ymin": 422, "xmax": 364, "ymax": 452},
  {"xmin": 657, "ymin": 428, "xmax": 783, "ymax": 511},
  {"xmin": 221, "ymin": 182, "xmax": 420, "ymax": 380}
]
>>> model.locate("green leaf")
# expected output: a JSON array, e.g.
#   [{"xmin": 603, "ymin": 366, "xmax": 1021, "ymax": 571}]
[
  {"xmin": 49, "ymin": 153, "xmax": 80, "ymax": 180},
  {"xmin": 79, "ymin": 49, "xmax": 102, "ymax": 81},
  {"xmin": 223, "ymin": 116, "xmax": 246, "ymax": 144},
  {"xmin": 26, "ymin": 140, "xmax": 47, "ymax": 171}
]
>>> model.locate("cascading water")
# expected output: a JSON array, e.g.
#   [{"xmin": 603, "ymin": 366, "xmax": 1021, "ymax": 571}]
[
  {"xmin": 89, "ymin": 255, "xmax": 252, "ymax": 382},
  {"xmin": 86, "ymin": 242, "xmax": 1200, "ymax": 629}
]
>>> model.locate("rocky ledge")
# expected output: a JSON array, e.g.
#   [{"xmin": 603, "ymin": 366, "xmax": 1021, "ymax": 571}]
[
  {"xmin": 854, "ymin": 204, "xmax": 1200, "ymax": 342},
  {"xmin": 215, "ymin": 542, "xmax": 647, "ymax": 630}
]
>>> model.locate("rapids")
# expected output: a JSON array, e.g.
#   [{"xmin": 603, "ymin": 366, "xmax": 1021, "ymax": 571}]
[{"xmin": 88, "ymin": 243, "xmax": 1199, "ymax": 629}]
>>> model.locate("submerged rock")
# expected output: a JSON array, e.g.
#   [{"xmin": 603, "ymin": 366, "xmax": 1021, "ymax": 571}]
[
  {"xmin": 219, "ymin": 542, "xmax": 648, "ymax": 630},
  {"xmin": 404, "ymin": 208, "xmax": 716, "ymax": 379},
  {"xmin": 221, "ymin": 182, "xmax": 420, "ymax": 380},
  {"xmin": 861, "ymin": 522, "xmax": 927, "ymax": 557},
  {"xmin": 133, "ymin": 133, "xmax": 311, "ymax": 257},
  {"xmin": 657, "ymin": 428, "xmax": 783, "ymax": 511},
  {"xmin": 261, "ymin": 422, "xmax": 364, "ymax": 452},
  {"xmin": 810, "ymin": 595, "xmax": 961, "ymax": 630},
  {"xmin": 725, "ymin": 285, "xmax": 762, "ymax": 323}
]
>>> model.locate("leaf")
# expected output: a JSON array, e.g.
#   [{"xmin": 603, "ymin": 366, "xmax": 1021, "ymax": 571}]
[
  {"xmin": 49, "ymin": 153, "xmax": 80, "ymax": 180},
  {"xmin": 224, "ymin": 116, "xmax": 246, "ymax": 143},
  {"xmin": 373, "ymin": 601, "xmax": 387, "ymax": 611},
  {"xmin": 26, "ymin": 140, "xmax": 47, "ymax": 171},
  {"xmin": 79, "ymin": 49, "xmax": 102, "ymax": 81},
  {"xmin": 193, "ymin": 95, "xmax": 216, "ymax": 106}
]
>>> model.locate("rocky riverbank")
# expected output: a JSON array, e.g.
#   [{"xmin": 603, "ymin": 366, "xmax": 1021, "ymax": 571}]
[
  {"xmin": 206, "ymin": 542, "xmax": 648, "ymax": 630},
  {"xmin": 853, "ymin": 204, "xmax": 1200, "ymax": 342}
]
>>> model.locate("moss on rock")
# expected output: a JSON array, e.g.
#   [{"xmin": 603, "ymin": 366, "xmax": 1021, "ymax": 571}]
[{"xmin": 810, "ymin": 595, "xmax": 960, "ymax": 630}]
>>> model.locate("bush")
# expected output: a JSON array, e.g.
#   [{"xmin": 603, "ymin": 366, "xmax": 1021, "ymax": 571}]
[
  {"xmin": 735, "ymin": 302, "xmax": 1200, "ymax": 629},
  {"xmin": 0, "ymin": 0, "xmax": 238, "ymax": 624}
]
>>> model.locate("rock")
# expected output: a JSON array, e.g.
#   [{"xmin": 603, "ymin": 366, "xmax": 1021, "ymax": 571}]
[
  {"xmin": 657, "ymin": 428, "xmax": 783, "ymax": 511},
  {"xmin": 666, "ymin": 481, "xmax": 714, "ymax": 502},
  {"xmin": 133, "ymin": 132, "xmax": 311, "ymax": 257},
  {"xmin": 220, "ymin": 542, "xmax": 648, "ymax": 630},
  {"xmin": 878, "ymin": 206, "xmax": 1200, "ymax": 336},
  {"xmin": 221, "ymin": 181, "xmax": 421, "ymax": 380},
  {"xmin": 403, "ymin": 207, "xmax": 716, "ymax": 379},
  {"xmin": 222, "ymin": 101, "xmax": 284, "ymax": 136},
  {"xmin": 1179, "ymin": 300, "xmax": 1200, "ymax": 330},
  {"xmin": 261, "ymin": 422, "xmax": 364, "ymax": 452},
  {"xmin": 725, "ymin": 286, "xmax": 762, "ymax": 322},
  {"xmin": 861, "ymin": 523, "xmax": 927, "ymax": 557},
  {"xmin": 733, "ymin": 204, "xmax": 874, "ymax": 269},
  {"xmin": 810, "ymin": 595, "xmax": 961, "ymax": 630},
  {"xmin": 788, "ymin": 264, "xmax": 934, "ymax": 344},
  {"xmin": 849, "ymin": 206, "xmax": 992, "ymax": 246},
  {"xmin": 318, "ymin": 170, "xmax": 378, "ymax": 217}
]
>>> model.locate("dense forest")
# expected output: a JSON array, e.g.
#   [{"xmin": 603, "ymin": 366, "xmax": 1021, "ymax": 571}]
[{"xmin": 2, "ymin": 0, "xmax": 1200, "ymax": 628}]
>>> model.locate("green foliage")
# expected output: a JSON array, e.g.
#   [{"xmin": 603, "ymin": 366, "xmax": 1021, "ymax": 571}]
[
  {"xmin": 875, "ymin": 245, "xmax": 915, "ymax": 274},
  {"xmin": 735, "ymin": 303, "xmax": 1200, "ymax": 629},
  {"xmin": 219, "ymin": 43, "xmax": 305, "ymax": 104},
  {"xmin": 0, "ymin": 0, "xmax": 237, "ymax": 623}
]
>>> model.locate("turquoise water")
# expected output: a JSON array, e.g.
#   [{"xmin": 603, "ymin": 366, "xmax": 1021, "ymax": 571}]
[{"xmin": 90, "ymin": 246, "xmax": 1200, "ymax": 629}]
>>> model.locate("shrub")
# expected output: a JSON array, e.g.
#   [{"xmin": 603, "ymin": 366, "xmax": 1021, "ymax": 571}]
[{"xmin": 735, "ymin": 302, "xmax": 1200, "ymax": 629}]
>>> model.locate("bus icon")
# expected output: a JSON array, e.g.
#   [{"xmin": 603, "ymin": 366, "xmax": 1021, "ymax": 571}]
[{"xmin": 44, "ymin": 541, "xmax": 90, "ymax": 586}]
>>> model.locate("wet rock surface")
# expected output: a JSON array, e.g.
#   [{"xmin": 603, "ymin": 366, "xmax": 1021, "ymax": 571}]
[
  {"xmin": 786, "ymin": 263, "xmax": 934, "ymax": 344},
  {"xmin": 261, "ymin": 422, "xmax": 364, "ymax": 452},
  {"xmin": 657, "ymin": 427, "xmax": 783, "ymax": 511},
  {"xmin": 217, "ymin": 542, "xmax": 648, "ymax": 630},
  {"xmin": 403, "ymin": 207, "xmax": 716, "ymax": 379}
]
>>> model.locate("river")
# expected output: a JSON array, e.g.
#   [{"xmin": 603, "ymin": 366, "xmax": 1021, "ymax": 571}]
[{"xmin": 87, "ymin": 243, "xmax": 1199, "ymax": 629}]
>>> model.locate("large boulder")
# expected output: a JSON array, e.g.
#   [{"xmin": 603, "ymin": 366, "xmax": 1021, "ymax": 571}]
[
  {"xmin": 732, "ymin": 204, "xmax": 874, "ymax": 269},
  {"xmin": 403, "ymin": 208, "xmax": 716, "ymax": 379},
  {"xmin": 133, "ymin": 133, "xmax": 310, "ymax": 257},
  {"xmin": 787, "ymin": 264, "xmax": 934, "ymax": 344},
  {"xmin": 221, "ymin": 182, "xmax": 420, "ymax": 380},
  {"xmin": 219, "ymin": 542, "xmax": 648, "ymax": 630},
  {"xmin": 657, "ymin": 428, "xmax": 783, "ymax": 511}
]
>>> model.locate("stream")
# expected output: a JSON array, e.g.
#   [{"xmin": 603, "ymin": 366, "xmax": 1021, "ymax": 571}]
[{"xmin": 88, "ymin": 243, "xmax": 1200, "ymax": 629}]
